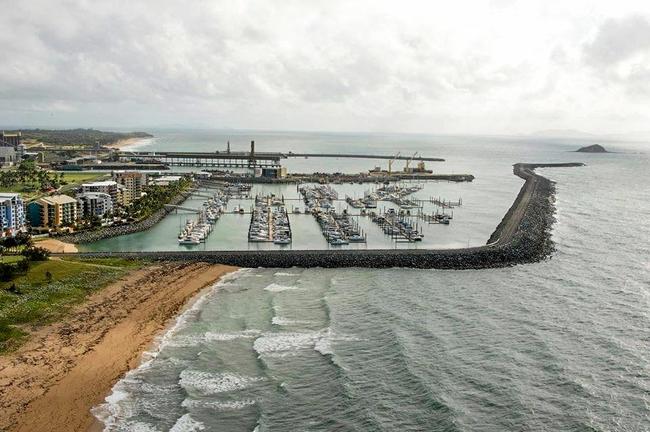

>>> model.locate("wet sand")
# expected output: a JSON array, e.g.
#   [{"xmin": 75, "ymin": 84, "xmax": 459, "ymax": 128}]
[{"xmin": 0, "ymin": 262, "xmax": 237, "ymax": 432}]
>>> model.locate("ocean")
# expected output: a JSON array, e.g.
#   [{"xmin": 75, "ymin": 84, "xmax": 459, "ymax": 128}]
[{"xmin": 93, "ymin": 130, "xmax": 649, "ymax": 431}]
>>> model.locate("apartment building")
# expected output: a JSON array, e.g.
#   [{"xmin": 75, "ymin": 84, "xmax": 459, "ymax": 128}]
[
  {"xmin": 80, "ymin": 181, "xmax": 119, "ymax": 206},
  {"xmin": 27, "ymin": 195, "xmax": 78, "ymax": 228},
  {"xmin": 0, "ymin": 193, "xmax": 26, "ymax": 237},
  {"xmin": 77, "ymin": 192, "xmax": 114, "ymax": 219},
  {"xmin": 113, "ymin": 171, "xmax": 145, "ymax": 205}
]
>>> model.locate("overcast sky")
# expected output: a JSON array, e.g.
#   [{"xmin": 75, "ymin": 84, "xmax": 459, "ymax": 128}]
[{"xmin": 2, "ymin": 0, "xmax": 650, "ymax": 136}]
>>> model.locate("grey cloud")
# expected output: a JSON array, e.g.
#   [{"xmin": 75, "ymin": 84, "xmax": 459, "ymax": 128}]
[
  {"xmin": 583, "ymin": 14, "xmax": 650, "ymax": 97},
  {"xmin": 583, "ymin": 14, "xmax": 650, "ymax": 66},
  {"xmin": 1, "ymin": 0, "xmax": 650, "ymax": 136}
]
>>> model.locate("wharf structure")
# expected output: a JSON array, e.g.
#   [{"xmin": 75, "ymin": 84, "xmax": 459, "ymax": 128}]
[
  {"xmin": 68, "ymin": 163, "xmax": 584, "ymax": 269},
  {"xmin": 116, "ymin": 140, "xmax": 446, "ymax": 169}
]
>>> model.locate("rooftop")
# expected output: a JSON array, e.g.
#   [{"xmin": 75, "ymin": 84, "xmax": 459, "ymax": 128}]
[
  {"xmin": 0, "ymin": 193, "xmax": 21, "ymax": 199},
  {"xmin": 82, "ymin": 181, "xmax": 118, "ymax": 187},
  {"xmin": 77, "ymin": 192, "xmax": 112, "ymax": 199},
  {"xmin": 39, "ymin": 195, "xmax": 77, "ymax": 205}
]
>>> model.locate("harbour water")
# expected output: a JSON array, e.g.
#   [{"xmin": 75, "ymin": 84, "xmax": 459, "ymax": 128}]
[{"xmin": 94, "ymin": 131, "xmax": 649, "ymax": 431}]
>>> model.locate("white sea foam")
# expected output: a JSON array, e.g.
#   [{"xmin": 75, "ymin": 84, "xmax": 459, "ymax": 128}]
[
  {"xmin": 166, "ymin": 329, "xmax": 261, "ymax": 347},
  {"xmin": 93, "ymin": 270, "xmax": 249, "ymax": 430},
  {"xmin": 139, "ymin": 382, "xmax": 178, "ymax": 394},
  {"xmin": 264, "ymin": 283, "xmax": 299, "ymax": 292},
  {"xmin": 271, "ymin": 316, "xmax": 314, "ymax": 326},
  {"xmin": 253, "ymin": 331, "xmax": 319, "ymax": 356},
  {"xmin": 273, "ymin": 271, "xmax": 300, "ymax": 276},
  {"xmin": 179, "ymin": 370, "xmax": 264, "ymax": 395},
  {"xmin": 205, "ymin": 329, "xmax": 261, "ymax": 341},
  {"xmin": 121, "ymin": 421, "xmax": 161, "ymax": 432},
  {"xmin": 314, "ymin": 337, "xmax": 333, "ymax": 355},
  {"xmin": 169, "ymin": 414, "xmax": 205, "ymax": 432},
  {"xmin": 182, "ymin": 398, "xmax": 256, "ymax": 411},
  {"xmin": 253, "ymin": 328, "xmax": 361, "ymax": 358}
]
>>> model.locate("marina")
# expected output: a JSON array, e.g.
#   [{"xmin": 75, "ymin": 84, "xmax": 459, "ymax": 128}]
[
  {"xmin": 79, "ymin": 175, "xmax": 473, "ymax": 252},
  {"xmin": 248, "ymin": 194, "xmax": 292, "ymax": 245},
  {"xmin": 176, "ymin": 192, "xmax": 227, "ymax": 245},
  {"xmin": 371, "ymin": 208, "xmax": 424, "ymax": 242}
]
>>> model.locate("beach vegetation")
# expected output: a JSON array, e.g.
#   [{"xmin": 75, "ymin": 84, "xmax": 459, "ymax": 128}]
[
  {"xmin": 0, "ymin": 257, "xmax": 142, "ymax": 353},
  {"xmin": 126, "ymin": 177, "xmax": 192, "ymax": 221},
  {"xmin": 14, "ymin": 128, "xmax": 152, "ymax": 148}
]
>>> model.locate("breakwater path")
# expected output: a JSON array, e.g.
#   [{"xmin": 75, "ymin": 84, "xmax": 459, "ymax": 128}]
[{"xmin": 63, "ymin": 163, "xmax": 583, "ymax": 269}]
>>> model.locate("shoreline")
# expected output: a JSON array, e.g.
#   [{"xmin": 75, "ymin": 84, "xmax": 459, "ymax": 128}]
[
  {"xmin": 0, "ymin": 262, "xmax": 238, "ymax": 432},
  {"xmin": 105, "ymin": 137, "xmax": 152, "ymax": 150}
]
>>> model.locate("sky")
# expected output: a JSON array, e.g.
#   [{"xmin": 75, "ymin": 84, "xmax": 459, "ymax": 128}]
[{"xmin": 2, "ymin": 0, "xmax": 650, "ymax": 136}]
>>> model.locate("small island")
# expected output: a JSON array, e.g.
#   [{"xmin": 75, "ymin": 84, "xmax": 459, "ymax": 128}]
[{"xmin": 576, "ymin": 144, "xmax": 608, "ymax": 153}]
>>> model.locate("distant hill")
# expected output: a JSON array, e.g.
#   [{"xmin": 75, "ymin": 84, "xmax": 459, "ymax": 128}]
[
  {"xmin": 10, "ymin": 128, "xmax": 153, "ymax": 147},
  {"xmin": 576, "ymin": 144, "xmax": 608, "ymax": 153}
]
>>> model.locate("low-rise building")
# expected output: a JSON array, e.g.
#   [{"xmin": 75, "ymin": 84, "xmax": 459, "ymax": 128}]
[
  {"xmin": 0, "ymin": 131, "xmax": 21, "ymax": 147},
  {"xmin": 81, "ymin": 181, "xmax": 119, "ymax": 206},
  {"xmin": 27, "ymin": 195, "xmax": 78, "ymax": 228},
  {"xmin": 0, "ymin": 146, "xmax": 17, "ymax": 167},
  {"xmin": 114, "ymin": 171, "xmax": 145, "ymax": 205},
  {"xmin": 0, "ymin": 193, "xmax": 26, "ymax": 237},
  {"xmin": 149, "ymin": 175, "xmax": 182, "ymax": 186},
  {"xmin": 77, "ymin": 192, "xmax": 113, "ymax": 219}
]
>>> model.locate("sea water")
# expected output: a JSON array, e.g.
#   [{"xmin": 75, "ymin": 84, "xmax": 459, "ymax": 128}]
[{"xmin": 93, "ymin": 131, "xmax": 649, "ymax": 431}]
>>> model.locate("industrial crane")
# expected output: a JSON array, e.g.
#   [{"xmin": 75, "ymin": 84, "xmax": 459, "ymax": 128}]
[
  {"xmin": 405, "ymin": 152, "xmax": 419, "ymax": 172},
  {"xmin": 388, "ymin": 152, "xmax": 401, "ymax": 175}
]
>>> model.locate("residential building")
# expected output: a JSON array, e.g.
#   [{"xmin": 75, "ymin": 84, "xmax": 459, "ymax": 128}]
[
  {"xmin": 114, "ymin": 171, "xmax": 145, "ymax": 205},
  {"xmin": 0, "ymin": 193, "xmax": 26, "ymax": 237},
  {"xmin": 81, "ymin": 181, "xmax": 119, "ymax": 206},
  {"xmin": 27, "ymin": 195, "xmax": 78, "ymax": 228},
  {"xmin": 77, "ymin": 192, "xmax": 114, "ymax": 219}
]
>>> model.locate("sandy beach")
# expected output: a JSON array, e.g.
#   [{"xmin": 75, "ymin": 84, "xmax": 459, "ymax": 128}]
[
  {"xmin": 0, "ymin": 262, "xmax": 237, "ymax": 432},
  {"xmin": 105, "ymin": 137, "xmax": 149, "ymax": 150},
  {"xmin": 37, "ymin": 238, "xmax": 79, "ymax": 253}
]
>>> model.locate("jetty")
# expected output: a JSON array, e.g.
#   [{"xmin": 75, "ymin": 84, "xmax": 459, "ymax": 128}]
[{"xmin": 65, "ymin": 162, "xmax": 584, "ymax": 269}]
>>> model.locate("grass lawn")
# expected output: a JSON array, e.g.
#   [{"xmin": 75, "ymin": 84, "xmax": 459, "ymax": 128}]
[
  {"xmin": 0, "ymin": 184, "xmax": 43, "ymax": 201},
  {"xmin": 0, "ymin": 256, "xmax": 26, "ymax": 264},
  {"xmin": 57, "ymin": 171, "xmax": 110, "ymax": 195},
  {"xmin": 0, "ymin": 172, "xmax": 109, "ymax": 202},
  {"xmin": 0, "ymin": 257, "xmax": 142, "ymax": 353},
  {"xmin": 56, "ymin": 171, "xmax": 110, "ymax": 183}
]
